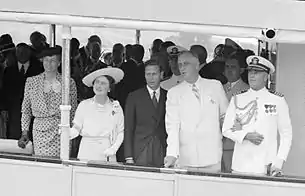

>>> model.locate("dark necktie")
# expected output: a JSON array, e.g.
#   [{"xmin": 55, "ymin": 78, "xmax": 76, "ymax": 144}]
[
  {"xmin": 152, "ymin": 91, "xmax": 158, "ymax": 108},
  {"xmin": 20, "ymin": 64, "xmax": 25, "ymax": 75}
]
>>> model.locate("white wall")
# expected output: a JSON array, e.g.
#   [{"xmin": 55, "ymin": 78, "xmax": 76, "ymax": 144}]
[
  {"xmin": 0, "ymin": 159, "xmax": 72, "ymax": 196},
  {"xmin": 277, "ymin": 43, "xmax": 305, "ymax": 176},
  {"xmin": 1, "ymin": 0, "xmax": 305, "ymax": 31}
]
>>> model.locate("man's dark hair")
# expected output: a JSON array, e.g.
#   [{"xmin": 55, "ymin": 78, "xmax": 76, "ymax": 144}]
[
  {"xmin": 88, "ymin": 35, "xmax": 102, "ymax": 45},
  {"xmin": 144, "ymin": 59, "xmax": 163, "ymax": 72},
  {"xmin": 190, "ymin": 45, "xmax": 208, "ymax": 65},
  {"xmin": 132, "ymin": 44, "xmax": 145, "ymax": 62},
  {"xmin": 160, "ymin": 41, "xmax": 175, "ymax": 52},
  {"xmin": 113, "ymin": 43, "xmax": 124, "ymax": 54},
  {"xmin": 125, "ymin": 44, "xmax": 133, "ymax": 61},
  {"xmin": 0, "ymin": 34, "xmax": 13, "ymax": 45},
  {"xmin": 151, "ymin": 39, "xmax": 163, "ymax": 54}
]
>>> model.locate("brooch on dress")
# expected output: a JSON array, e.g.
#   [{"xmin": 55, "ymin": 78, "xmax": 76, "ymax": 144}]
[{"xmin": 111, "ymin": 100, "xmax": 120, "ymax": 116}]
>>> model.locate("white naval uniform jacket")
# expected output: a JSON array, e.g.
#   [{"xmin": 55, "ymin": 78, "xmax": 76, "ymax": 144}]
[
  {"xmin": 166, "ymin": 77, "xmax": 228, "ymax": 167},
  {"xmin": 222, "ymin": 88, "xmax": 292, "ymax": 174},
  {"xmin": 223, "ymin": 79, "xmax": 250, "ymax": 151}
]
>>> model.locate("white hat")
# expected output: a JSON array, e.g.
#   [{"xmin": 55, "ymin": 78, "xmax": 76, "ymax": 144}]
[
  {"xmin": 82, "ymin": 67, "xmax": 124, "ymax": 87},
  {"xmin": 167, "ymin": 45, "xmax": 187, "ymax": 56},
  {"xmin": 246, "ymin": 55, "xmax": 275, "ymax": 74}
]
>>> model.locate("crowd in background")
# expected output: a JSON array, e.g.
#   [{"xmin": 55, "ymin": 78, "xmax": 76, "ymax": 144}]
[{"xmin": 0, "ymin": 30, "xmax": 291, "ymax": 176}]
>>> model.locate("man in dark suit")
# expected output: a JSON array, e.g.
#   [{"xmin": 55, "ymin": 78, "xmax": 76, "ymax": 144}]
[
  {"xmin": 3, "ymin": 43, "xmax": 43, "ymax": 139},
  {"xmin": 113, "ymin": 44, "xmax": 140, "ymax": 162},
  {"xmin": 124, "ymin": 59, "xmax": 167, "ymax": 167}
]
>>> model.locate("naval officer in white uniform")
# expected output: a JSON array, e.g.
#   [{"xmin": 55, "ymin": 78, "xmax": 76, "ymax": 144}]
[
  {"xmin": 160, "ymin": 46, "xmax": 186, "ymax": 90},
  {"xmin": 222, "ymin": 56, "xmax": 292, "ymax": 175},
  {"xmin": 164, "ymin": 51, "xmax": 228, "ymax": 172}
]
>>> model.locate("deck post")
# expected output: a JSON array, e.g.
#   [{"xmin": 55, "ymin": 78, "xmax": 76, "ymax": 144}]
[
  {"xmin": 136, "ymin": 30, "xmax": 141, "ymax": 44},
  {"xmin": 49, "ymin": 24, "xmax": 56, "ymax": 47},
  {"xmin": 60, "ymin": 25, "xmax": 72, "ymax": 160}
]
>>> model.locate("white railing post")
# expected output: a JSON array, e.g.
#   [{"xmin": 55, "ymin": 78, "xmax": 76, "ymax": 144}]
[
  {"xmin": 49, "ymin": 24, "xmax": 56, "ymax": 47},
  {"xmin": 60, "ymin": 25, "xmax": 72, "ymax": 160}
]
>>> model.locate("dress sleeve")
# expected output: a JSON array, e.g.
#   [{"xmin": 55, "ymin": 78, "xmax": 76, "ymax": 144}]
[
  {"xmin": 110, "ymin": 102, "xmax": 124, "ymax": 153},
  {"xmin": 21, "ymin": 78, "xmax": 33, "ymax": 133},
  {"xmin": 73, "ymin": 101, "xmax": 85, "ymax": 130},
  {"xmin": 69, "ymin": 78, "xmax": 78, "ymax": 125}
]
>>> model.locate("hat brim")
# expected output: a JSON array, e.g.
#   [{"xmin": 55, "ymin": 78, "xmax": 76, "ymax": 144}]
[
  {"xmin": 36, "ymin": 46, "xmax": 62, "ymax": 59},
  {"xmin": 225, "ymin": 38, "xmax": 242, "ymax": 50},
  {"xmin": 247, "ymin": 65, "xmax": 268, "ymax": 72},
  {"xmin": 82, "ymin": 67, "xmax": 124, "ymax": 87},
  {"xmin": 246, "ymin": 55, "xmax": 275, "ymax": 74},
  {"xmin": 167, "ymin": 45, "xmax": 187, "ymax": 55}
]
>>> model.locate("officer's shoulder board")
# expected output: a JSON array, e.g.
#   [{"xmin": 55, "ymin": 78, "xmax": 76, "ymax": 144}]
[
  {"xmin": 232, "ymin": 89, "xmax": 248, "ymax": 97},
  {"xmin": 269, "ymin": 90, "xmax": 284, "ymax": 97}
]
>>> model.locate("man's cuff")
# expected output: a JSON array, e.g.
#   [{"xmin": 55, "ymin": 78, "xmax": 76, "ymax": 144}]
[
  {"xmin": 22, "ymin": 130, "xmax": 28, "ymax": 137},
  {"xmin": 272, "ymin": 158, "xmax": 284, "ymax": 169},
  {"xmin": 125, "ymin": 157, "xmax": 133, "ymax": 160}
]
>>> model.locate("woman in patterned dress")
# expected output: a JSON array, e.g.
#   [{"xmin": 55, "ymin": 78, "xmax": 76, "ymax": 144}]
[
  {"xmin": 70, "ymin": 68, "xmax": 124, "ymax": 162},
  {"xmin": 18, "ymin": 46, "xmax": 77, "ymax": 157}
]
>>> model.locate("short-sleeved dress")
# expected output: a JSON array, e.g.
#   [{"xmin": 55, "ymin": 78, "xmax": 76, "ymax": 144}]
[
  {"xmin": 73, "ymin": 97, "xmax": 124, "ymax": 162},
  {"xmin": 21, "ymin": 73, "xmax": 77, "ymax": 157}
]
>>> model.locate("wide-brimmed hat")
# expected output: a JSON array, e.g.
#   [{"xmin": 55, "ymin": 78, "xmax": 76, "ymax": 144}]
[
  {"xmin": 225, "ymin": 38, "xmax": 243, "ymax": 50},
  {"xmin": 82, "ymin": 67, "xmax": 124, "ymax": 87},
  {"xmin": 37, "ymin": 45, "xmax": 62, "ymax": 59},
  {"xmin": 246, "ymin": 55, "xmax": 275, "ymax": 74}
]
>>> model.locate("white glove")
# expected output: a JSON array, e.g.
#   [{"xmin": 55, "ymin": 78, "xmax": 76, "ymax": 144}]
[
  {"xmin": 103, "ymin": 147, "xmax": 116, "ymax": 157},
  {"xmin": 69, "ymin": 127, "xmax": 80, "ymax": 140}
]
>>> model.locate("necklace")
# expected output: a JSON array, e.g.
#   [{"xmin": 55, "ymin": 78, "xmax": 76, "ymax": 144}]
[{"xmin": 44, "ymin": 78, "xmax": 61, "ymax": 93}]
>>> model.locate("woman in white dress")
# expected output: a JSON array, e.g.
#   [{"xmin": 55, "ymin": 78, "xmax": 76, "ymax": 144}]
[{"xmin": 70, "ymin": 67, "xmax": 124, "ymax": 162}]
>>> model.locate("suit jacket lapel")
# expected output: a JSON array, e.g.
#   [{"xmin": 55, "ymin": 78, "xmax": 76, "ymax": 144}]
[
  {"xmin": 155, "ymin": 89, "xmax": 166, "ymax": 127},
  {"xmin": 143, "ymin": 87, "xmax": 157, "ymax": 118}
]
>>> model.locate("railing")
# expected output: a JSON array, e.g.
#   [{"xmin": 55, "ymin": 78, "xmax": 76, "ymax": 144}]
[{"xmin": 1, "ymin": 152, "xmax": 305, "ymax": 196}]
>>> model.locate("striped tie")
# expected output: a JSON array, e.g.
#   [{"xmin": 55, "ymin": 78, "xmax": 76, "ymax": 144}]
[{"xmin": 192, "ymin": 84, "xmax": 200, "ymax": 102}]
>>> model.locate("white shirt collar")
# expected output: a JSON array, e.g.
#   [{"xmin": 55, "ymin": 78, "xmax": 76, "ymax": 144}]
[
  {"xmin": 249, "ymin": 86, "xmax": 268, "ymax": 96},
  {"xmin": 186, "ymin": 76, "xmax": 201, "ymax": 88},
  {"xmin": 18, "ymin": 61, "xmax": 30, "ymax": 72},
  {"xmin": 146, "ymin": 85, "xmax": 160, "ymax": 100}
]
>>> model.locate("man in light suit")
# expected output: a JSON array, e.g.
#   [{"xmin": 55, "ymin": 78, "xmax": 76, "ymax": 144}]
[
  {"xmin": 164, "ymin": 51, "xmax": 228, "ymax": 172},
  {"xmin": 222, "ymin": 56, "xmax": 292, "ymax": 175},
  {"xmin": 222, "ymin": 52, "xmax": 250, "ymax": 172}
]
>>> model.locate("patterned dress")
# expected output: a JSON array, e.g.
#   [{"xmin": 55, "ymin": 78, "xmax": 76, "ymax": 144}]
[{"xmin": 21, "ymin": 73, "xmax": 77, "ymax": 157}]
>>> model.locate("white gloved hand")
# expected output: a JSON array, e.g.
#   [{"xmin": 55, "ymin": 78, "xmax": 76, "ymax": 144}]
[
  {"xmin": 103, "ymin": 147, "xmax": 116, "ymax": 157},
  {"xmin": 270, "ymin": 158, "xmax": 284, "ymax": 176},
  {"xmin": 69, "ymin": 127, "xmax": 80, "ymax": 140}
]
